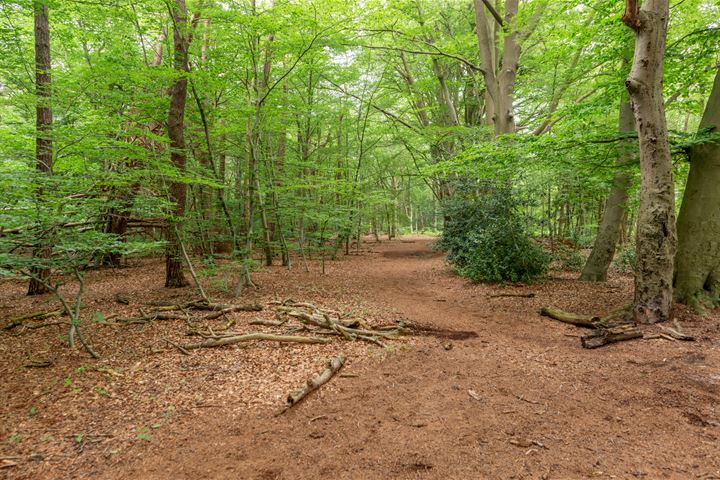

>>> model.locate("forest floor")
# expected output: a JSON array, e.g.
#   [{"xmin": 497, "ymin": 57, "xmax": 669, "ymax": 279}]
[{"xmin": 1, "ymin": 236, "xmax": 720, "ymax": 479}]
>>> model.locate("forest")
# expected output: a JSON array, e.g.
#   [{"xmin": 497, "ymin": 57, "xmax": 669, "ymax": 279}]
[{"xmin": 0, "ymin": 0, "xmax": 719, "ymax": 478}]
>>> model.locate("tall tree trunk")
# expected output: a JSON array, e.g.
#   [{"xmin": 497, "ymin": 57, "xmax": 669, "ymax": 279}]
[
  {"xmin": 195, "ymin": 18, "xmax": 212, "ymax": 251},
  {"xmin": 580, "ymin": 94, "xmax": 635, "ymax": 281},
  {"xmin": 28, "ymin": 0, "xmax": 53, "ymax": 296},
  {"xmin": 674, "ymin": 68, "xmax": 720, "ymax": 307},
  {"xmin": 623, "ymin": 0, "xmax": 676, "ymax": 323},
  {"xmin": 259, "ymin": 30, "xmax": 275, "ymax": 267},
  {"xmin": 473, "ymin": 0, "xmax": 524, "ymax": 135},
  {"xmin": 164, "ymin": 0, "xmax": 193, "ymax": 288}
]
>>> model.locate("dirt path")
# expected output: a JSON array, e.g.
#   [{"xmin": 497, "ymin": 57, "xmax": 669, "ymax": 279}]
[{"xmin": 85, "ymin": 237, "xmax": 720, "ymax": 480}]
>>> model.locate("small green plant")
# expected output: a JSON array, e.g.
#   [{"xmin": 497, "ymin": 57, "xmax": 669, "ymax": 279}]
[
  {"xmin": 8, "ymin": 433, "xmax": 21, "ymax": 444},
  {"xmin": 95, "ymin": 386, "xmax": 110, "ymax": 397},
  {"xmin": 613, "ymin": 244, "xmax": 637, "ymax": 273},
  {"xmin": 135, "ymin": 427, "xmax": 153, "ymax": 442},
  {"xmin": 198, "ymin": 256, "xmax": 217, "ymax": 278},
  {"xmin": 74, "ymin": 433, "xmax": 85, "ymax": 444},
  {"xmin": 29, "ymin": 406, "xmax": 37, "ymax": 417},
  {"xmin": 63, "ymin": 377, "xmax": 73, "ymax": 387},
  {"xmin": 210, "ymin": 277, "xmax": 231, "ymax": 293}
]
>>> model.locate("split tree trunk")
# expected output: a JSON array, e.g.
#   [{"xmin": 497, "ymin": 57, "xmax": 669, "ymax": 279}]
[
  {"xmin": 473, "ymin": 0, "xmax": 531, "ymax": 135},
  {"xmin": 580, "ymin": 93, "xmax": 635, "ymax": 281},
  {"xmin": 674, "ymin": 69, "xmax": 720, "ymax": 306},
  {"xmin": 623, "ymin": 0, "xmax": 676, "ymax": 323},
  {"xmin": 28, "ymin": 0, "xmax": 53, "ymax": 296},
  {"xmin": 165, "ymin": 0, "xmax": 193, "ymax": 288}
]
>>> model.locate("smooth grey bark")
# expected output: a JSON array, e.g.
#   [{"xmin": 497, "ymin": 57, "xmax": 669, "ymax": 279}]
[
  {"xmin": 623, "ymin": 0, "xmax": 676, "ymax": 323},
  {"xmin": 674, "ymin": 68, "xmax": 720, "ymax": 307},
  {"xmin": 473, "ymin": 0, "xmax": 541, "ymax": 135}
]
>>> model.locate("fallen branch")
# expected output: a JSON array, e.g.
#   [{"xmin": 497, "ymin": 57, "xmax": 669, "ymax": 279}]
[
  {"xmin": 183, "ymin": 333, "xmax": 330, "ymax": 350},
  {"xmin": 275, "ymin": 302, "xmax": 402, "ymax": 348},
  {"xmin": 541, "ymin": 306, "xmax": 600, "ymax": 328},
  {"xmin": 581, "ymin": 325, "xmax": 643, "ymax": 349},
  {"xmin": 114, "ymin": 312, "xmax": 184, "ymax": 324},
  {"xmin": 249, "ymin": 318, "xmax": 287, "ymax": 327},
  {"xmin": 661, "ymin": 320, "xmax": 695, "ymax": 341},
  {"xmin": 200, "ymin": 304, "xmax": 263, "ymax": 321},
  {"xmin": 490, "ymin": 293, "xmax": 536, "ymax": 298},
  {"xmin": 3, "ymin": 308, "xmax": 65, "ymax": 330},
  {"xmin": 284, "ymin": 355, "xmax": 345, "ymax": 409},
  {"xmin": 164, "ymin": 337, "xmax": 192, "ymax": 355},
  {"xmin": 541, "ymin": 305, "xmax": 632, "ymax": 329}
]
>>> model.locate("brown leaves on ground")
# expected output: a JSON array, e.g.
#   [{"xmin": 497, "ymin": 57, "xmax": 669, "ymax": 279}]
[{"xmin": 1, "ymin": 236, "xmax": 719, "ymax": 479}]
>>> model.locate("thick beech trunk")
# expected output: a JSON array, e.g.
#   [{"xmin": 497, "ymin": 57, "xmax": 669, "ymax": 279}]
[
  {"xmin": 623, "ymin": 0, "xmax": 676, "ymax": 323},
  {"xmin": 28, "ymin": 1, "xmax": 53, "ymax": 296},
  {"xmin": 580, "ymin": 95, "xmax": 634, "ymax": 281},
  {"xmin": 674, "ymin": 69, "xmax": 720, "ymax": 306},
  {"xmin": 165, "ymin": 0, "xmax": 192, "ymax": 288},
  {"xmin": 473, "ymin": 0, "xmax": 525, "ymax": 135}
]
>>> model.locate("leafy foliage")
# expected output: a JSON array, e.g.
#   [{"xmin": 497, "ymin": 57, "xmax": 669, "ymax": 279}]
[{"xmin": 438, "ymin": 182, "xmax": 550, "ymax": 283}]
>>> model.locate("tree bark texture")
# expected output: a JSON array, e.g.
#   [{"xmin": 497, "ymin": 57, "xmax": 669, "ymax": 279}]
[
  {"xmin": 674, "ymin": 68, "xmax": 720, "ymax": 306},
  {"xmin": 623, "ymin": 0, "xmax": 676, "ymax": 323},
  {"xmin": 28, "ymin": 0, "xmax": 53, "ymax": 296},
  {"xmin": 473, "ymin": 0, "xmax": 523, "ymax": 135},
  {"xmin": 165, "ymin": 0, "xmax": 192, "ymax": 288}
]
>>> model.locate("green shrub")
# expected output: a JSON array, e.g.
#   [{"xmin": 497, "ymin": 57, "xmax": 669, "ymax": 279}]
[
  {"xmin": 438, "ymin": 182, "xmax": 550, "ymax": 283},
  {"xmin": 613, "ymin": 244, "xmax": 636, "ymax": 273}
]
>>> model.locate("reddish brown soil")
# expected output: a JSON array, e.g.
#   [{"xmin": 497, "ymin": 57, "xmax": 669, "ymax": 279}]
[{"xmin": 2, "ymin": 236, "xmax": 720, "ymax": 479}]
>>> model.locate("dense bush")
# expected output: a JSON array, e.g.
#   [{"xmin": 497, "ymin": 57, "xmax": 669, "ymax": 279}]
[
  {"xmin": 438, "ymin": 183, "xmax": 550, "ymax": 283},
  {"xmin": 612, "ymin": 244, "xmax": 637, "ymax": 273}
]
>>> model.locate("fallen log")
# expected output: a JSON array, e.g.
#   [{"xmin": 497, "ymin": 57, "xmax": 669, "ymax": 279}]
[
  {"xmin": 541, "ymin": 305, "xmax": 632, "ymax": 329},
  {"xmin": 3, "ymin": 309, "xmax": 65, "ymax": 330},
  {"xmin": 183, "ymin": 333, "xmax": 330, "ymax": 350},
  {"xmin": 580, "ymin": 325, "xmax": 643, "ymax": 349},
  {"xmin": 541, "ymin": 306, "xmax": 600, "ymax": 328},
  {"xmin": 285, "ymin": 355, "xmax": 346, "ymax": 409}
]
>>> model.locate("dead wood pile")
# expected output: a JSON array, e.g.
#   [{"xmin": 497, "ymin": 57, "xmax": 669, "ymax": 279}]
[{"xmin": 541, "ymin": 305, "xmax": 694, "ymax": 349}]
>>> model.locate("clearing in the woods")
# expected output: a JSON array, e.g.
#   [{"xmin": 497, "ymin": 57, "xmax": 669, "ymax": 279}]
[{"xmin": 1, "ymin": 236, "xmax": 720, "ymax": 479}]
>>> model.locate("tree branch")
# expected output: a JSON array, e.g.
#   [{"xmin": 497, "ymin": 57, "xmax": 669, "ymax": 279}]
[{"xmin": 479, "ymin": 0, "xmax": 505, "ymax": 28}]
